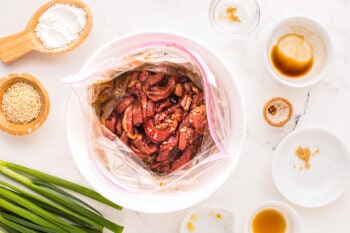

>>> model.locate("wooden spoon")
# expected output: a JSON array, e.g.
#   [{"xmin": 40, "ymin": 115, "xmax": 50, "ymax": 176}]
[{"xmin": 0, "ymin": 0, "xmax": 93, "ymax": 64}]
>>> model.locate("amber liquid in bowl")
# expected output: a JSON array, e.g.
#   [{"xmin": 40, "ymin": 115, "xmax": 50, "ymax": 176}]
[
  {"xmin": 270, "ymin": 33, "xmax": 314, "ymax": 78},
  {"xmin": 252, "ymin": 208, "xmax": 287, "ymax": 233}
]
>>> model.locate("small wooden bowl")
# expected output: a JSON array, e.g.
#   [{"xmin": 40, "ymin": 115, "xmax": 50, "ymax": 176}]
[
  {"xmin": 0, "ymin": 73, "xmax": 50, "ymax": 136},
  {"xmin": 0, "ymin": 0, "xmax": 93, "ymax": 64},
  {"xmin": 263, "ymin": 97, "xmax": 293, "ymax": 127}
]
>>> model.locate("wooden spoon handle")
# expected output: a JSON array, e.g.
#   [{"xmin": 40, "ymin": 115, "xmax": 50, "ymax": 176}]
[{"xmin": 0, "ymin": 30, "xmax": 35, "ymax": 64}]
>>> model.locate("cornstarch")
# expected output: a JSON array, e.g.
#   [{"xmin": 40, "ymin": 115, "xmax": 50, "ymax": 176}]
[{"xmin": 35, "ymin": 3, "xmax": 86, "ymax": 49}]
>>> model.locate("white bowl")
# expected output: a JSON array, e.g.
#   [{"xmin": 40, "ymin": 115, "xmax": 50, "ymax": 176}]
[
  {"xmin": 272, "ymin": 127, "xmax": 350, "ymax": 207},
  {"xmin": 265, "ymin": 17, "xmax": 332, "ymax": 87},
  {"xmin": 180, "ymin": 207, "xmax": 234, "ymax": 233},
  {"xmin": 245, "ymin": 200, "xmax": 302, "ymax": 233},
  {"xmin": 65, "ymin": 32, "xmax": 246, "ymax": 213}
]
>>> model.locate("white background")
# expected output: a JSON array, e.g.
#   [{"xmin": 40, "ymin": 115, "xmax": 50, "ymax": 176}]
[{"xmin": 0, "ymin": 0, "xmax": 349, "ymax": 232}]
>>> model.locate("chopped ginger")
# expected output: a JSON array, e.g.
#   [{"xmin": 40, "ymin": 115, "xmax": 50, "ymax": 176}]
[
  {"xmin": 220, "ymin": 6, "xmax": 241, "ymax": 23},
  {"xmin": 295, "ymin": 146, "xmax": 320, "ymax": 170},
  {"xmin": 187, "ymin": 221, "xmax": 195, "ymax": 232}
]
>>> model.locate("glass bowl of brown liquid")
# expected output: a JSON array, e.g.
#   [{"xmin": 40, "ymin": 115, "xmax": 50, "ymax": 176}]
[
  {"xmin": 265, "ymin": 17, "xmax": 332, "ymax": 87},
  {"xmin": 245, "ymin": 200, "xmax": 302, "ymax": 233}
]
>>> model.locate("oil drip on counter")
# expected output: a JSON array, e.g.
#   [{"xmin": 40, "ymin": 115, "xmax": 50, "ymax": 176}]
[
  {"xmin": 252, "ymin": 208, "xmax": 287, "ymax": 233},
  {"xmin": 271, "ymin": 33, "xmax": 314, "ymax": 78}
]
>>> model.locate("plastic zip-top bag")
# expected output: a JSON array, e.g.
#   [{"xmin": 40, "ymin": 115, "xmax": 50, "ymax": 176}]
[{"xmin": 63, "ymin": 42, "xmax": 232, "ymax": 193}]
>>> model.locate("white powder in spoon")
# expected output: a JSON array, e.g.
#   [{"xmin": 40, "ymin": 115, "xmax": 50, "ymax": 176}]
[{"xmin": 35, "ymin": 3, "xmax": 87, "ymax": 49}]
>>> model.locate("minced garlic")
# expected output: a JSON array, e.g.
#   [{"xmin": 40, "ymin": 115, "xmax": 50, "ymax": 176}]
[
  {"xmin": 221, "ymin": 6, "xmax": 241, "ymax": 23},
  {"xmin": 2, "ymin": 82, "xmax": 41, "ymax": 124},
  {"xmin": 186, "ymin": 214, "xmax": 198, "ymax": 232},
  {"xmin": 215, "ymin": 213, "xmax": 222, "ymax": 220},
  {"xmin": 295, "ymin": 146, "xmax": 320, "ymax": 170},
  {"xmin": 187, "ymin": 221, "xmax": 195, "ymax": 232}
]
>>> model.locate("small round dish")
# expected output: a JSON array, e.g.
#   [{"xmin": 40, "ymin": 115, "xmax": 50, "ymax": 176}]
[
  {"xmin": 272, "ymin": 127, "xmax": 350, "ymax": 207},
  {"xmin": 180, "ymin": 207, "xmax": 234, "ymax": 233},
  {"xmin": 0, "ymin": 73, "xmax": 50, "ymax": 136},
  {"xmin": 263, "ymin": 97, "xmax": 293, "ymax": 127},
  {"xmin": 265, "ymin": 17, "xmax": 332, "ymax": 87},
  {"xmin": 209, "ymin": 0, "xmax": 260, "ymax": 38},
  {"xmin": 245, "ymin": 200, "xmax": 301, "ymax": 233}
]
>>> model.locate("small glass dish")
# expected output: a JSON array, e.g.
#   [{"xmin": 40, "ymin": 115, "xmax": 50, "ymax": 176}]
[
  {"xmin": 0, "ymin": 73, "xmax": 50, "ymax": 136},
  {"xmin": 209, "ymin": 0, "xmax": 260, "ymax": 38},
  {"xmin": 245, "ymin": 200, "xmax": 302, "ymax": 233}
]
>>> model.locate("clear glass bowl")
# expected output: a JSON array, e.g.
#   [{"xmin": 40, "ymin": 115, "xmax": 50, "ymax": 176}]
[
  {"xmin": 245, "ymin": 201, "xmax": 302, "ymax": 233},
  {"xmin": 209, "ymin": 0, "xmax": 261, "ymax": 38}
]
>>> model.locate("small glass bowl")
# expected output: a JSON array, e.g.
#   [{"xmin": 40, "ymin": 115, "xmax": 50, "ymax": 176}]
[
  {"xmin": 209, "ymin": 0, "xmax": 261, "ymax": 38},
  {"xmin": 245, "ymin": 200, "xmax": 302, "ymax": 233}
]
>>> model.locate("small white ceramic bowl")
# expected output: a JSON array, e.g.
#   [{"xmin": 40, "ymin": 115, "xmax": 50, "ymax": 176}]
[
  {"xmin": 180, "ymin": 207, "xmax": 234, "ymax": 233},
  {"xmin": 265, "ymin": 17, "xmax": 332, "ymax": 87},
  {"xmin": 245, "ymin": 200, "xmax": 302, "ymax": 233},
  {"xmin": 272, "ymin": 127, "xmax": 350, "ymax": 208}
]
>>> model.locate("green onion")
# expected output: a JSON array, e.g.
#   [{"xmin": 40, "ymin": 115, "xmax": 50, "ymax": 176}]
[
  {"xmin": 0, "ymin": 160, "xmax": 122, "ymax": 210},
  {"xmin": 0, "ymin": 180, "xmax": 103, "ymax": 231},
  {"xmin": 0, "ymin": 213, "xmax": 32, "ymax": 233},
  {"xmin": 0, "ymin": 160, "xmax": 124, "ymax": 233},
  {"xmin": 0, "ymin": 197, "xmax": 67, "ymax": 232},
  {"xmin": 0, "ymin": 212, "xmax": 59, "ymax": 233}
]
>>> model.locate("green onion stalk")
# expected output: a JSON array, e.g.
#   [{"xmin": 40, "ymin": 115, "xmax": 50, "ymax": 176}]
[{"xmin": 0, "ymin": 160, "xmax": 124, "ymax": 233}]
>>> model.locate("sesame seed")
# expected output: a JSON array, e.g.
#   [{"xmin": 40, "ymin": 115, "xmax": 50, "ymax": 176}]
[
  {"xmin": 153, "ymin": 132, "xmax": 158, "ymax": 139},
  {"xmin": 1, "ymin": 82, "xmax": 41, "ymax": 124}
]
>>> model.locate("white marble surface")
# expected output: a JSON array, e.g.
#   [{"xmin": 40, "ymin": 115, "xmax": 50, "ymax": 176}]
[{"xmin": 0, "ymin": 0, "xmax": 350, "ymax": 232}]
